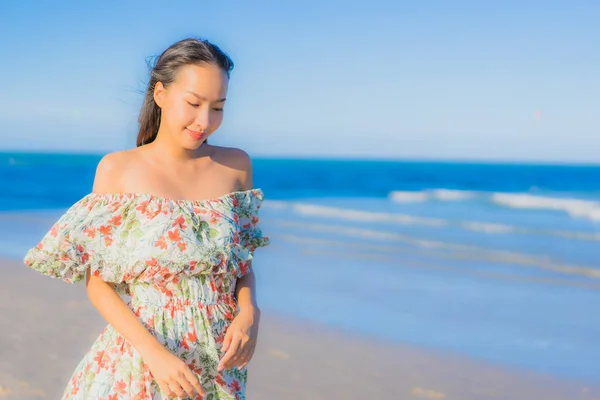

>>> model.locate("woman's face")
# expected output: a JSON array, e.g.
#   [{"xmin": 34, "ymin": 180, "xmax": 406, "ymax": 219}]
[{"xmin": 154, "ymin": 63, "xmax": 228, "ymax": 149}]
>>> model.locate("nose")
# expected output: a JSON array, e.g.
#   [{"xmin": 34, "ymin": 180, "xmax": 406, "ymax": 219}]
[{"xmin": 194, "ymin": 109, "xmax": 210, "ymax": 132}]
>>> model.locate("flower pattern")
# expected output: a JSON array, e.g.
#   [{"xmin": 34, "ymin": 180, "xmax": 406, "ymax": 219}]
[{"xmin": 23, "ymin": 189, "xmax": 270, "ymax": 400}]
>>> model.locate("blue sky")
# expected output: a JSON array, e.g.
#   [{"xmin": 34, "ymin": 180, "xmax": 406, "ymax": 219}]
[{"xmin": 1, "ymin": 0, "xmax": 598, "ymax": 162}]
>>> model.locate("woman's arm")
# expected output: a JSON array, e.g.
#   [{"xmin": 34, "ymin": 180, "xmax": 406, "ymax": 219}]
[
  {"xmin": 85, "ymin": 273, "xmax": 203, "ymax": 398},
  {"xmin": 235, "ymin": 267, "xmax": 259, "ymax": 312},
  {"xmin": 87, "ymin": 154, "xmax": 167, "ymax": 358},
  {"xmin": 233, "ymin": 149, "xmax": 261, "ymax": 317},
  {"xmin": 85, "ymin": 154, "xmax": 204, "ymax": 398},
  {"xmin": 85, "ymin": 274, "xmax": 166, "ymax": 357},
  {"xmin": 218, "ymin": 268, "xmax": 261, "ymax": 372},
  {"xmin": 232, "ymin": 149, "xmax": 260, "ymax": 314},
  {"xmin": 218, "ymin": 149, "xmax": 262, "ymax": 371}
]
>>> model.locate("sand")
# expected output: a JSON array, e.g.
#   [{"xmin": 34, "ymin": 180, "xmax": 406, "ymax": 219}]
[{"xmin": 1, "ymin": 257, "xmax": 599, "ymax": 400}]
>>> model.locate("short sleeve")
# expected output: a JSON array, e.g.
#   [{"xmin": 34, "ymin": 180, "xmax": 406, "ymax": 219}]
[
  {"xmin": 237, "ymin": 190, "xmax": 270, "ymax": 253},
  {"xmin": 24, "ymin": 190, "xmax": 271, "ymax": 286},
  {"xmin": 22, "ymin": 194, "xmax": 132, "ymax": 287},
  {"xmin": 23, "ymin": 197, "xmax": 103, "ymax": 284}
]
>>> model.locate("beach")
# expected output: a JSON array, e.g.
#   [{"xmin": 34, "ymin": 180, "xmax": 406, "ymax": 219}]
[
  {"xmin": 2, "ymin": 155, "xmax": 600, "ymax": 399},
  {"xmin": 1, "ymin": 0, "xmax": 599, "ymax": 396},
  {"xmin": 2, "ymin": 257, "xmax": 599, "ymax": 400}
]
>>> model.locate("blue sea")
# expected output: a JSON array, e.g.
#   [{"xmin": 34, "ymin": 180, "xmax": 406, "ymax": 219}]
[{"xmin": 2, "ymin": 152, "xmax": 599, "ymax": 382}]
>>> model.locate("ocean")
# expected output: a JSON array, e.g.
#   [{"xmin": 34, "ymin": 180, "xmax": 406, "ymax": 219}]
[{"xmin": 1, "ymin": 151, "xmax": 599, "ymax": 382}]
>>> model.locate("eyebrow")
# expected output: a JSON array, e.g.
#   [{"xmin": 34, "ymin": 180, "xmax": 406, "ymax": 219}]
[{"xmin": 186, "ymin": 90, "xmax": 226, "ymax": 102}]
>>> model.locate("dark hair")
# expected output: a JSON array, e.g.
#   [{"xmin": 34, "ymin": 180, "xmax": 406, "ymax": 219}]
[{"xmin": 136, "ymin": 38, "xmax": 234, "ymax": 147}]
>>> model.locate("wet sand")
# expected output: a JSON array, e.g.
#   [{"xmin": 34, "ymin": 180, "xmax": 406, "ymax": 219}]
[{"xmin": 1, "ymin": 257, "xmax": 599, "ymax": 400}]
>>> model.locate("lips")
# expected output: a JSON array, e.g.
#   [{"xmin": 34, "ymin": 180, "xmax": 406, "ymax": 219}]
[{"xmin": 186, "ymin": 128, "xmax": 205, "ymax": 141}]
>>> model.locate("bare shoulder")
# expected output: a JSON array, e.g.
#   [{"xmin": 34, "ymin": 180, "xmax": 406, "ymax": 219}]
[
  {"xmin": 209, "ymin": 145, "xmax": 253, "ymax": 190},
  {"xmin": 211, "ymin": 145, "xmax": 252, "ymax": 169},
  {"xmin": 92, "ymin": 150, "xmax": 136, "ymax": 194}
]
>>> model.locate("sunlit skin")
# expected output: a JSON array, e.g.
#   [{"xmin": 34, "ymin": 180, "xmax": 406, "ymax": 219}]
[
  {"xmin": 85, "ymin": 62, "xmax": 261, "ymax": 399},
  {"xmin": 153, "ymin": 63, "xmax": 228, "ymax": 153}
]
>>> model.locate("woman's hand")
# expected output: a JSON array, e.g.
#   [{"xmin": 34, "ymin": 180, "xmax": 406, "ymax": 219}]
[
  {"xmin": 143, "ymin": 345, "xmax": 205, "ymax": 399},
  {"xmin": 217, "ymin": 307, "xmax": 260, "ymax": 371},
  {"xmin": 84, "ymin": 273, "xmax": 205, "ymax": 398}
]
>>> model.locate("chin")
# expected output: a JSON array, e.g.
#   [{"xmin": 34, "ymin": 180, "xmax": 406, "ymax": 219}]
[
  {"xmin": 188, "ymin": 138, "xmax": 211, "ymax": 149},
  {"xmin": 182, "ymin": 142, "xmax": 203, "ymax": 150}
]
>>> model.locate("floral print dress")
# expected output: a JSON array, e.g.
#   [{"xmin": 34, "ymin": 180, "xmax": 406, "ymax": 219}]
[{"xmin": 23, "ymin": 188, "xmax": 270, "ymax": 400}]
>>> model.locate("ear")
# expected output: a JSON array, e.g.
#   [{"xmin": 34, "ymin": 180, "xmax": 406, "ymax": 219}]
[{"xmin": 153, "ymin": 81, "xmax": 166, "ymax": 108}]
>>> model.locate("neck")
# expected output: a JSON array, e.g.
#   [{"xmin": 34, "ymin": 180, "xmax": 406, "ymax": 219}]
[{"xmin": 149, "ymin": 128, "xmax": 209, "ymax": 162}]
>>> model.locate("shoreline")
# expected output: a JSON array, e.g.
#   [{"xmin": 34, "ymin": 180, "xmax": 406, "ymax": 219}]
[{"xmin": 2, "ymin": 257, "xmax": 599, "ymax": 399}]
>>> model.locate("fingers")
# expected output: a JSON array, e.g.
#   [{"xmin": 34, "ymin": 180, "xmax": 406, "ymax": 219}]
[
  {"xmin": 183, "ymin": 368, "xmax": 205, "ymax": 398},
  {"xmin": 221, "ymin": 328, "xmax": 233, "ymax": 353},
  {"xmin": 157, "ymin": 382, "xmax": 173, "ymax": 398},
  {"xmin": 175, "ymin": 374, "xmax": 197, "ymax": 399},
  {"xmin": 166, "ymin": 379, "xmax": 186, "ymax": 398},
  {"xmin": 237, "ymin": 347, "xmax": 255, "ymax": 369},
  {"xmin": 218, "ymin": 332, "xmax": 243, "ymax": 371},
  {"xmin": 158, "ymin": 370, "xmax": 204, "ymax": 399},
  {"xmin": 219, "ymin": 333, "xmax": 257, "ymax": 371}
]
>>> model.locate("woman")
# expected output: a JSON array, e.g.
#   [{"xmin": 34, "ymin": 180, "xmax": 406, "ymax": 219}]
[{"xmin": 23, "ymin": 37, "xmax": 270, "ymax": 400}]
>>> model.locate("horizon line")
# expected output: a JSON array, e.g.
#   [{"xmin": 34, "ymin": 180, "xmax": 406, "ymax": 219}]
[{"xmin": 1, "ymin": 149, "xmax": 600, "ymax": 167}]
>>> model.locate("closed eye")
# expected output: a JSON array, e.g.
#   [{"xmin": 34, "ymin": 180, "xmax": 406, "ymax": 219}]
[{"xmin": 187, "ymin": 102, "xmax": 199, "ymax": 108}]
